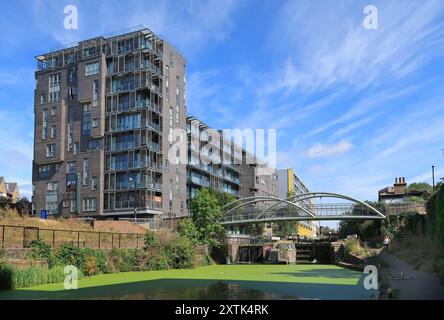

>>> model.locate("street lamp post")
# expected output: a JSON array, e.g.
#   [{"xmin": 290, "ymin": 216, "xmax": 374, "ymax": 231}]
[
  {"xmin": 129, "ymin": 178, "xmax": 137, "ymax": 223},
  {"xmin": 432, "ymin": 166, "xmax": 435, "ymax": 191}
]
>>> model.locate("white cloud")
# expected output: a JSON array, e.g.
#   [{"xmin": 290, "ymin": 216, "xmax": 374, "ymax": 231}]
[{"xmin": 307, "ymin": 140, "xmax": 353, "ymax": 158}]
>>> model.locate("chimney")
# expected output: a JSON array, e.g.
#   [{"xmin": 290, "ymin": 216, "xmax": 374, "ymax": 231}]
[{"xmin": 394, "ymin": 176, "xmax": 407, "ymax": 194}]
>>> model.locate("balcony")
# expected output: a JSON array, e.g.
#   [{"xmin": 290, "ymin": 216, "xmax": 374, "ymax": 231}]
[
  {"xmin": 136, "ymin": 100, "xmax": 161, "ymax": 113},
  {"xmin": 113, "ymin": 199, "xmax": 162, "ymax": 210},
  {"xmin": 189, "ymin": 176, "xmax": 210, "ymax": 187},
  {"xmin": 114, "ymin": 181, "xmax": 162, "ymax": 191}
]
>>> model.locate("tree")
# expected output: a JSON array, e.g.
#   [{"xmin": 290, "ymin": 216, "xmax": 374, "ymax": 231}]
[
  {"xmin": 14, "ymin": 197, "xmax": 32, "ymax": 216},
  {"xmin": 178, "ymin": 218, "xmax": 200, "ymax": 245},
  {"xmin": 338, "ymin": 201, "xmax": 386, "ymax": 240},
  {"xmin": 406, "ymin": 182, "xmax": 433, "ymax": 200},
  {"xmin": 189, "ymin": 188, "xmax": 226, "ymax": 247},
  {"xmin": 208, "ymin": 188, "xmax": 237, "ymax": 207},
  {"xmin": 273, "ymin": 221, "xmax": 297, "ymax": 238}
]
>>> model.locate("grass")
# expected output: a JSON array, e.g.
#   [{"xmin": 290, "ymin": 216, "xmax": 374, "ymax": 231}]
[
  {"xmin": 390, "ymin": 234, "xmax": 444, "ymax": 283},
  {"xmin": 0, "ymin": 264, "xmax": 377, "ymax": 300},
  {"xmin": 343, "ymin": 239, "xmax": 372, "ymax": 259}
]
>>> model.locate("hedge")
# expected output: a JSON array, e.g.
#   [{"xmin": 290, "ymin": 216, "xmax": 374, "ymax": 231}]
[{"xmin": 426, "ymin": 185, "xmax": 444, "ymax": 243}]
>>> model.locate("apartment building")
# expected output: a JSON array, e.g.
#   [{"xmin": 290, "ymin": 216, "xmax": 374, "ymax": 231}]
[
  {"xmin": 32, "ymin": 28, "xmax": 187, "ymax": 218},
  {"xmin": 186, "ymin": 116, "xmax": 241, "ymax": 202},
  {"xmin": 277, "ymin": 168, "xmax": 318, "ymax": 238},
  {"xmin": 240, "ymin": 154, "xmax": 279, "ymax": 204}
]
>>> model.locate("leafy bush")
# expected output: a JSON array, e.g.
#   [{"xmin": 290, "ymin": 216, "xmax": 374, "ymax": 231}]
[
  {"xmin": 165, "ymin": 237, "xmax": 195, "ymax": 269},
  {"xmin": 106, "ymin": 248, "xmax": 139, "ymax": 273},
  {"xmin": 382, "ymin": 211, "xmax": 424, "ymax": 239},
  {"xmin": 26, "ymin": 239, "xmax": 55, "ymax": 268},
  {"xmin": 55, "ymin": 243, "xmax": 87, "ymax": 273},
  {"xmin": 178, "ymin": 218, "xmax": 200, "ymax": 245},
  {"xmin": 426, "ymin": 185, "xmax": 444, "ymax": 243},
  {"xmin": 144, "ymin": 230, "xmax": 160, "ymax": 248},
  {"xmin": 0, "ymin": 264, "xmax": 13, "ymax": 290},
  {"xmin": 138, "ymin": 249, "xmax": 171, "ymax": 271}
]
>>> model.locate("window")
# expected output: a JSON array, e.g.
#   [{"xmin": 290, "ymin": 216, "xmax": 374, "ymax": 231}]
[
  {"xmin": 169, "ymin": 107, "xmax": 173, "ymax": 127},
  {"xmin": 176, "ymin": 108, "xmax": 179, "ymax": 124},
  {"xmin": 46, "ymin": 182, "xmax": 59, "ymax": 194},
  {"xmin": 40, "ymin": 94, "xmax": 46, "ymax": 104},
  {"xmin": 42, "ymin": 110, "xmax": 47, "ymax": 140},
  {"xmin": 85, "ymin": 62, "xmax": 99, "ymax": 76},
  {"xmin": 62, "ymin": 200, "xmax": 69, "ymax": 208},
  {"xmin": 73, "ymin": 142, "xmax": 80, "ymax": 155},
  {"xmin": 168, "ymin": 179, "xmax": 173, "ymax": 202},
  {"xmin": 50, "ymin": 125, "xmax": 56, "ymax": 139},
  {"xmin": 83, "ymin": 198, "xmax": 96, "ymax": 212},
  {"xmin": 176, "ymin": 75, "xmax": 180, "ymax": 109},
  {"xmin": 66, "ymin": 161, "xmax": 76, "ymax": 174},
  {"xmin": 82, "ymin": 159, "xmax": 89, "ymax": 186},
  {"xmin": 48, "ymin": 73, "xmax": 60, "ymax": 87},
  {"xmin": 46, "ymin": 144, "xmax": 55, "ymax": 157},
  {"xmin": 93, "ymin": 80, "xmax": 99, "ymax": 105},
  {"xmin": 165, "ymin": 65, "xmax": 170, "ymax": 101},
  {"xmin": 87, "ymin": 139, "xmax": 100, "ymax": 150},
  {"xmin": 91, "ymin": 176, "xmax": 97, "ymax": 191},
  {"xmin": 70, "ymin": 200, "xmax": 77, "ymax": 213},
  {"xmin": 38, "ymin": 164, "xmax": 52, "ymax": 178},
  {"xmin": 68, "ymin": 69, "xmax": 76, "ymax": 82},
  {"xmin": 92, "ymin": 118, "xmax": 98, "ymax": 128},
  {"xmin": 51, "ymin": 106, "xmax": 56, "ymax": 116},
  {"xmin": 82, "ymin": 103, "xmax": 91, "ymax": 135},
  {"xmin": 48, "ymin": 90, "xmax": 60, "ymax": 102}
]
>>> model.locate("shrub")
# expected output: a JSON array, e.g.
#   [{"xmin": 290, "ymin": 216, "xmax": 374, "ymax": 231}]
[
  {"xmin": 85, "ymin": 256, "xmax": 97, "ymax": 276},
  {"xmin": 144, "ymin": 230, "xmax": 160, "ymax": 248},
  {"xmin": 0, "ymin": 264, "xmax": 13, "ymax": 290},
  {"xmin": 382, "ymin": 211, "xmax": 425, "ymax": 240},
  {"xmin": 178, "ymin": 218, "xmax": 200, "ymax": 245},
  {"xmin": 137, "ymin": 249, "xmax": 171, "ymax": 271},
  {"xmin": 26, "ymin": 239, "xmax": 55, "ymax": 268},
  {"xmin": 344, "ymin": 239, "xmax": 370, "ymax": 258},
  {"xmin": 426, "ymin": 185, "xmax": 444, "ymax": 243},
  {"xmin": 165, "ymin": 237, "xmax": 195, "ymax": 269},
  {"xmin": 55, "ymin": 242, "xmax": 87, "ymax": 273},
  {"xmin": 106, "ymin": 248, "xmax": 139, "ymax": 273}
]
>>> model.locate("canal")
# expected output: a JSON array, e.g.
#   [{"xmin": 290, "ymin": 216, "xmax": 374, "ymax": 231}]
[{"xmin": 0, "ymin": 264, "xmax": 378, "ymax": 300}]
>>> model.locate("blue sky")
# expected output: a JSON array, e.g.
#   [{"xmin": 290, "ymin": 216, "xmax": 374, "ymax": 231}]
[{"xmin": 1, "ymin": 0, "xmax": 444, "ymax": 201}]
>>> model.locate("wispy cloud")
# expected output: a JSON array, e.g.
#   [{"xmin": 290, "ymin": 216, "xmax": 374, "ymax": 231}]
[{"xmin": 307, "ymin": 140, "xmax": 353, "ymax": 158}]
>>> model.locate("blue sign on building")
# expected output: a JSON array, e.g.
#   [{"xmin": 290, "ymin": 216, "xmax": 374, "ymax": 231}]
[{"xmin": 41, "ymin": 210, "xmax": 47, "ymax": 220}]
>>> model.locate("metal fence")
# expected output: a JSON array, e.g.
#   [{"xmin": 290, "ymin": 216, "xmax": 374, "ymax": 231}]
[{"xmin": 0, "ymin": 224, "xmax": 145, "ymax": 249}]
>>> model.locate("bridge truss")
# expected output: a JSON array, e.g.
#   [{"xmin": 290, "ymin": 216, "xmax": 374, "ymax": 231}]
[{"xmin": 219, "ymin": 192, "xmax": 386, "ymax": 226}]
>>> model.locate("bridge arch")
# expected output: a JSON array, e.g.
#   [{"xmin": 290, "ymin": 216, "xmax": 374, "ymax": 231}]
[{"xmin": 219, "ymin": 192, "xmax": 386, "ymax": 225}]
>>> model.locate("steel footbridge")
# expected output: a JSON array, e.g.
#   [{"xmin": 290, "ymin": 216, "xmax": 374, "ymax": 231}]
[{"xmin": 219, "ymin": 192, "xmax": 386, "ymax": 226}]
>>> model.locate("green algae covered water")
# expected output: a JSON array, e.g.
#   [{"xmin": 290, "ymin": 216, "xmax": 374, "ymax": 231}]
[{"xmin": 0, "ymin": 264, "xmax": 378, "ymax": 300}]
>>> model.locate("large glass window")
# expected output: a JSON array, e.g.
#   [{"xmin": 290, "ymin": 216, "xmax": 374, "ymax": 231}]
[
  {"xmin": 82, "ymin": 103, "xmax": 91, "ymax": 135},
  {"xmin": 85, "ymin": 62, "xmax": 99, "ymax": 76},
  {"xmin": 48, "ymin": 73, "xmax": 60, "ymax": 87}
]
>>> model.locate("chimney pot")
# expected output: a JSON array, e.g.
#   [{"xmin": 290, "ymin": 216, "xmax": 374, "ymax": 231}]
[{"xmin": 395, "ymin": 178, "xmax": 398, "ymax": 184}]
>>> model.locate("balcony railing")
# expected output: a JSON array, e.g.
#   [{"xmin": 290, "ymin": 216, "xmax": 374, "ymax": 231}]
[
  {"xmin": 114, "ymin": 181, "xmax": 162, "ymax": 191},
  {"xmin": 113, "ymin": 200, "xmax": 162, "ymax": 210}
]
